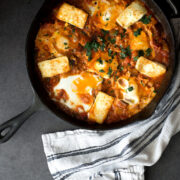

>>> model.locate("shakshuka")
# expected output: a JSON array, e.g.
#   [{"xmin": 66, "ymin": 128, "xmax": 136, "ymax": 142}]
[{"xmin": 35, "ymin": 0, "xmax": 169, "ymax": 124}]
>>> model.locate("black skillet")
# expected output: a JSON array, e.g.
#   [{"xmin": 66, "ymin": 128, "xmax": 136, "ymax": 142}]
[{"xmin": 0, "ymin": 0, "xmax": 179, "ymax": 143}]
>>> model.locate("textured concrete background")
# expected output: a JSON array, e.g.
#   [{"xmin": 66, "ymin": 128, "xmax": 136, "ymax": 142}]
[{"xmin": 0, "ymin": 0, "xmax": 180, "ymax": 179}]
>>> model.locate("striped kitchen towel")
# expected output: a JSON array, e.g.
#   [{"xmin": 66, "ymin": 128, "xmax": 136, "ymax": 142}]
[{"xmin": 42, "ymin": 19, "xmax": 180, "ymax": 180}]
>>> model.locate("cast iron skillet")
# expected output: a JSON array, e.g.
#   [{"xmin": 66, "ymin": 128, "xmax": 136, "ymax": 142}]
[{"xmin": 0, "ymin": 0, "xmax": 179, "ymax": 143}]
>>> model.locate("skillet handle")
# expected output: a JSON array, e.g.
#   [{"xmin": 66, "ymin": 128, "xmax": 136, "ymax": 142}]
[
  {"xmin": 0, "ymin": 95, "xmax": 43, "ymax": 144},
  {"xmin": 153, "ymin": 0, "xmax": 179, "ymax": 18}
]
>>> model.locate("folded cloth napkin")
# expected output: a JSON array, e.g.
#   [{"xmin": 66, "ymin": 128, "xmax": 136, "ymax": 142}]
[{"xmin": 42, "ymin": 19, "xmax": 180, "ymax": 180}]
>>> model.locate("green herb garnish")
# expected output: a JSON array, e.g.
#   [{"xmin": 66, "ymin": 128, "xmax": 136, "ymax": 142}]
[
  {"xmin": 91, "ymin": 40, "xmax": 100, "ymax": 52},
  {"xmin": 120, "ymin": 33, "xmax": 125, "ymax": 39},
  {"xmin": 108, "ymin": 49, "xmax": 112, "ymax": 56},
  {"xmin": 141, "ymin": 80, "xmax": 145, "ymax": 86},
  {"xmin": 108, "ymin": 59, "xmax": 113, "ymax": 63},
  {"xmin": 100, "ymin": 43, "xmax": 106, "ymax": 51},
  {"xmin": 120, "ymin": 52, "xmax": 126, "ymax": 59},
  {"xmin": 140, "ymin": 15, "xmax": 152, "ymax": 24},
  {"xmin": 84, "ymin": 40, "xmax": 100, "ymax": 60},
  {"xmin": 134, "ymin": 28, "xmax": 142, "ymax": 37},
  {"xmin": 133, "ymin": 56, "xmax": 139, "ymax": 61},
  {"xmin": 110, "ymin": 90, "xmax": 114, "ymax": 93},
  {"xmin": 110, "ymin": 38, "xmax": 116, "ymax": 44},
  {"xmin": 153, "ymin": 90, "xmax": 157, "ymax": 93},
  {"xmin": 69, "ymin": 60, "xmax": 75, "ymax": 66},
  {"xmin": 97, "ymin": 58, "xmax": 103, "ymax": 64},
  {"xmin": 98, "ymin": 36, "xmax": 104, "ymax": 42},
  {"xmin": 115, "ymin": 75, "xmax": 119, "ymax": 80},
  {"xmin": 120, "ymin": 29, "xmax": 126, "ymax": 39},
  {"xmin": 127, "ymin": 86, "xmax": 134, "ymax": 92},
  {"xmin": 113, "ymin": 30, "xmax": 119, "ymax": 36},
  {"xmin": 120, "ymin": 66, "xmax": 124, "ymax": 71},
  {"xmin": 138, "ymin": 50, "xmax": 144, "ymax": 57},
  {"xmin": 84, "ymin": 42, "xmax": 92, "ymax": 61},
  {"xmin": 101, "ymin": 29, "xmax": 109, "ymax": 36},
  {"xmin": 107, "ymin": 67, "xmax": 112, "ymax": 76},
  {"xmin": 99, "ymin": 69, "xmax": 105, "ymax": 72},
  {"xmin": 44, "ymin": 34, "xmax": 49, "ymax": 36},
  {"xmin": 145, "ymin": 48, "xmax": 152, "ymax": 56},
  {"xmin": 120, "ymin": 45, "xmax": 131, "ymax": 59}
]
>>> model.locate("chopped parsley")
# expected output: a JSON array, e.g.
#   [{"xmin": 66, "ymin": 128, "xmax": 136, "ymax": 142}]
[
  {"xmin": 141, "ymin": 80, "xmax": 145, "ymax": 86},
  {"xmin": 108, "ymin": 49, "xmax": 112, "ymax": 56},
  {"xmin": 127, "ymin": 86, "xmax": 134, "ymax": 92},
  {"xmin": 84, "ymin": 43, "xmax": 92, "ymax": 61},
  {"xmin": 110, "ymin": 38, "xmax": 116, "ymax": 44},
  {"xmin": 107, "ymin": 67, "xmax": 112, "ymax": 76},
  {"xmin": 110, "ymin": 90, "xmax": 114, "ymax": 93},
  {"xmin": 120, "ymin": 45, "xmax": 131, "ymax": 59},
  {"xmin": 120, "ymin": 52, "xmax": 127, "ymax": 59},
  {"xmin": 101, "ymin": 29, "xmax": 109, "ymax": 36},
  {"xmin": 138, "ymin": 50, "xmax": 144, "ymax": 57},
  {"xmin": 120, "ymin": 29, "xmax": 126, "ymax": 39},
  {"xmin": 106, "ymin": 59, "xmax": 112, "ymax": 63},
  {"xmin": 100, "ymin": 43, "xmax": 106, "ymax": 51},
  {"xmin": 120, "ymin": 33, "xmax": 125, "ymax": 39},
  {"xmin": 113, "ymin": 30, "xmax": 119, "ymax": 36},
  {"xmin": 108, "ymin": 37, "xmax": 116, "ymax": 44},
  {"xmin": 87, "ymin": 52, "xmax": 92, "ymax": 61},
  {"xmin": 72, "ymin": 28, "xmax": 75, "ymax": 33},
  {"xmin": 84, "ymin": 42, "xmax": 91, "ymax": 50},
  {"xmin": 84, "ymin": 40, "xmax": 100, "ymax": 61},
  {"xmin": 145, "ymin": 48, "xmax": 152, "ymax": 56},
  {"xmin": 140, "ymin": 15, "xmax": 152, "ymax": 24},
  {"xmin": 81, "ymin": 31, "xmax": 87, "ymax": 36},
  {"xmin": 43, "ymin": 34, "xmax": 49, "ymax": 36},
  {"xmin": 153, "ymin": 90, "xmax": 157, "ymax": 93},
  {"xmin": 64, "ymin": 42, "xmax": 68, "ymax": 45},
  {"xmin": 97, "ymin": 58, "xmax": 103, "ymax": 64},
  {"xmin": 120, "ymin": 66, "xmax": 124, "ymax": 71},
  {"xmin": 108, "ymin": 59, "xmax": 113, "ymax": 63},
  {"xmin": 69, "ymin": 60, "xmax": 75, "ymax": 66},
  {"xmin": 134, "ymin": 28, "xmax": 142, "ymax": 37},
  {"xmin": 133, "ymin": 50, "xmax": 147, "ymax": 60},
  {"xmin": 98, "ymin": 36, "xmax": 105, "ymax": 42},
  {"xmin": 106, "ymin": 18, "xmax": 109, "ymax": 21},
  {"xmin": 91, "ymin": 40, "xmax": 100, "ymax": 52},
  {"xmin": 65, "ymin": 46, "xmax": 69, "ymax": 49},
  {"xmin": 99, "ymin": 69, "xmax": 105, "ymax": 72},
  {"xmin": 133, "ymin": 56, "xmax": 139, "ymax": 61},
  {"xmin": 117, "ymin": 65, "xmax": 124, "ymax": 72},
  {"xmin": 115, "ymin": 75, "xmax": 119, "ymax": 80}
]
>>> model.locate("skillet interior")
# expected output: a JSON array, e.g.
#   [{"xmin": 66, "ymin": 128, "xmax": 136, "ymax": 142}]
[{"xmin": 26, "ymin": 0, "xmax": 175, "ymax": 130}]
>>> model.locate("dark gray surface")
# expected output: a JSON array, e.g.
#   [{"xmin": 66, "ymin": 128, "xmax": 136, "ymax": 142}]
[{"xmin": 0, "ymin": 0, "xmax": 179, "ymax": 179}]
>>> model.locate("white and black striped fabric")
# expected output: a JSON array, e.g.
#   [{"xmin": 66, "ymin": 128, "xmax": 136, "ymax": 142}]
[{"xmin": 42, "ymin": 19, "xmax": 180, "ymax": 180}]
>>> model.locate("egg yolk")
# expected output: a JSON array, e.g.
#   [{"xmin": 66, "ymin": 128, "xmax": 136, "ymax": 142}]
[{"xmin": 72, "ymin": 72, "xmax": 101, "ymax": 94}]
